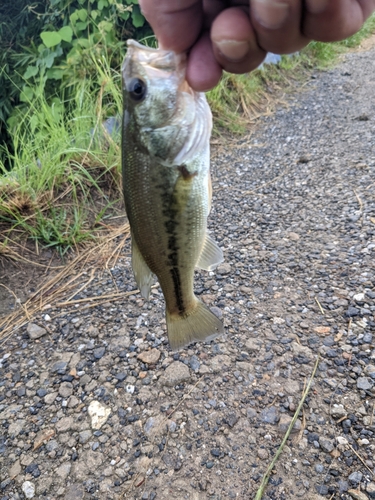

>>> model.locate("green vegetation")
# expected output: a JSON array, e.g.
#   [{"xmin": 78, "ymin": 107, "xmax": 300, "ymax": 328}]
[{"xmin": 1, "ymin": 10, "xmax": 374, "ymax": 255}]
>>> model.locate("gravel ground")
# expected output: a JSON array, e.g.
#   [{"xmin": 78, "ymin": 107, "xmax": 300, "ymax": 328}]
[{"xmin": 1, "ymin": 42, "xmax": 375, "ymax": 500}]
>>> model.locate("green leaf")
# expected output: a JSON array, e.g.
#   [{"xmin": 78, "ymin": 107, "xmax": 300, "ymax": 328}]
[
  {"xmin": 91, "ymin": 10, "xmax": 98, "ymax": 20},
  {"xmin": 46, "ymin": 68, "xmax": 64, "ymax": 80},
  {"xmin": 98, "ymin": 20, "xmax": 113, "ymax": 33},
  {"xmin": 20, "ymin": 86, "xmax": 34, "ymax": 103},
  {"xmin": 44, "ymin": 53, "xmax": 55, "ymax": 69},
  {"xmin": 40, "ymin": 31, "xmax": 62, "ymax": 48},
  {"xmin": 76, "ymin": 21, "xmax": 89, "ymax": 31},
  {"xmin": 131, "ymin": 5, "xmax": 145, "ymax": 28},
  {"xmin": 98, "ymin": 0, "xmax": 108, "ymax": 10},
  {"xmin": 24, "ymin": 66, "xmax": 39, "ymax": 79},
  {"xmin": 58, "ymin": 26, "xmax": 73, "ymax": 43},
  {"xmin": 30, "ymin": 114, "xmax": 39, "ymax": 134},
  {"xmin": 77, "ymin": 8, "xmax": 88, "ymax": 21}
]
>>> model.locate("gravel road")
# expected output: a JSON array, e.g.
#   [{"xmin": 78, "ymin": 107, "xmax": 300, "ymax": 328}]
[{"xmin": 1, "ymin": 41, "xmax": 375, "ymax": 500}]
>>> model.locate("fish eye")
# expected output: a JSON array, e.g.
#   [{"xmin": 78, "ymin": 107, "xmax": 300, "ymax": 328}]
[{"xmin": 128, "ymin": 78, "xmax": 147, "ymax": 102}]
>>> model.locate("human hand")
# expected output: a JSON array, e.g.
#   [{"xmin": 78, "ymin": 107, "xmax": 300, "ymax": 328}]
[{"xmin": 139, "ymin": 0, "xmax": 375, "ymax": 91}]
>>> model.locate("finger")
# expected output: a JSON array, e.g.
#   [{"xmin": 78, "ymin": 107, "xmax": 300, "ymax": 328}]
[
  {"xmin": 211, "ymin": 7, "xmax": 266, "ymax": 74},
  {"xmin": 139, "ymin": 0, "xmax": 203, "ymax": 53},
  {"xmin": 250, "ymin": 0, "xmax": 310, "ymax": 53},
  {"xmin": 186, "ymin": 31, "xmax": 223, "ymax": 90},
  {"xmin": 303, "ymin": 0, "xmax": 375, "ymax": 42}
]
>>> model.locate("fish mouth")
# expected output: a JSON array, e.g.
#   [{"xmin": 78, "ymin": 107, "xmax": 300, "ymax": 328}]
[{"xmin": 123, "ymin": 39, "xmax": 187, "ymax": 79}]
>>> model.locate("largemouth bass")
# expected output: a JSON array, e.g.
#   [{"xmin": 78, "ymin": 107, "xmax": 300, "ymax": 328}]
[{"xmin": 122, "ymin": 40, "xmax": 224, "ymax": 350}]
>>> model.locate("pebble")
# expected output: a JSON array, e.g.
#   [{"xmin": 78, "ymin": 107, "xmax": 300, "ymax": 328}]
[
  {"xmin": 161, "ymin": 361, "xmax": 191, "ymax": 387},
  {"xmin": 137, "ymin": 349, "xmax": 161, "ymax": 364},
  {"xmin": 348, "ymin": 471, "xmax": 363, "ymax": 485},
  {"xmin": 319, "ymin": 436, "xmax": 335, "ymax": 453},
  {"xmin": 331, "ymin": 404, "xmax": 346, "ymax": 419},
  {"xmin": 366, "ymin": 482, "xmax": 375, "ymax": 498},
  {"xmin": 26, "ymin": 323, "xmax": 47, "ymax": 340},
  {"xmin": 22, "ymin": 481, "xmax": 35, "ymax": 498},
  {"xmin": 93, "ymin": 346, "xmax": 106, "ymax": 359},
  {"xmin": 357, "ymin": 377, "xmax": 373, "ymax": 390},
  {"xmin": 88, "ymin": 401, "xmax": 111, "ymax": 430},
  {"xmin": 260, "ymin": 406, "xmax": 279, "ymax": 424},
  {"xmin": 58, "ymin": 381, "xmax": 73, "ymax": 398}
]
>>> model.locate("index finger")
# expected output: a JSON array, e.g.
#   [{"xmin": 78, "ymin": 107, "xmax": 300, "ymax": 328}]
[{"xmin": 139, "ymin": 0, "xmax": 204, "ymax": 53}]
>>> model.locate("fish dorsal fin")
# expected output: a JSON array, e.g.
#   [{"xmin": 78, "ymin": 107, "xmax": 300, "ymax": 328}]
[
  {"xmin": 131, "ymin": 234, "xmax": 154, "ymax": 299},
  {"xmin": 196, "ymin": 233, "xmax": 224, "ymax": 271}
]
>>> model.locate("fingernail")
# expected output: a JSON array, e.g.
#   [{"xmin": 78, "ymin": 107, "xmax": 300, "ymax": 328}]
[
  {"xmin": 252, "ymin": 0, "xmax": 289, "ymax": 30},
  {"xmin": 304, "ymin": 0, "xmax": 328, "ymax": 14},
  {"xmin": 214, "ymin": 40, "xmax": 251, "ymax": 62}
]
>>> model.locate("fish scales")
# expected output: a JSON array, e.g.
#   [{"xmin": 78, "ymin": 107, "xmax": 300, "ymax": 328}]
[{"xmin": 122, "ymin": 40, "xmax": 224, "ymax": 349}]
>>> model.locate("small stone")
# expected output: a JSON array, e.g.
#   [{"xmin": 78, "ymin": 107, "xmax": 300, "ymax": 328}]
[
  {"xmin": 257, "ymin": 448, "xmax": 269, "ymax": 460},
  {"xmin": 56, "ymin": 416, "xmax": 74, "ymax": 433},
  {"xmin": 189, "ymin": 355, "xmax": 200, "ymax": 371},
  {"xmin": 88, "ymin": 400, "xmax": 111, "ymax": 430},
  {"xmin": 114, "ymin": 372, "xmax": 127, "ymax": 382},
  {"xmin": 260, "ymin": 406, "xmax": 279, "ymax": 424},
  {"xmin": 346, "ymin": 306, "xmax": 359, "ymax": 317},
  {"xmin": 55, "ymin": 462, "xmax": 71, "ymax": 480},
  {"xmin": 353, "ymin": 293, "xmax": 365, "ymax": 302},
  {"xmin": 366, "ymin": 482, "xmax": 375, "ymax": 498},
  {"xmin": 288, "ymin": 232, "xmax": 300, "ymax": 241},
  {"xmin": 315, "ymin": 485, "xmax": 328, "ymax": 495},
  {"xmin": 93, "ymin": 346, "xmax": 105, "ymax": 359},
  {"xmin": 348, "ymin": 471, "xmax": 363, "ymax": 485},
  {"xmin": 59, "ymin": 382, "xmax": 73, "ymax": 398},
  {"xmin": 357, "ymin": 377, "xmax": 373, "ymax": 391},
  {"xmin": 331, "ymin": 404, "xmax": 346, "ymax": 419},
  {"xmin": 217, "ymin": 263, "xmax": 231, "ymax": 275},
  {"xmin": 278, "ymin": 415, "xmax": 301, "ymax": 434},
  {"xmin": 319, "ymin": 436, "xmax": 335, "ymax": 453},
  {"xmin": 44, "ymin": 392, "xmax": 58, "ymax": 405},
  {"xmin": 9, "ymin": 460, "xmax": 21, "ymax": 479},
  {"xmin": 33, "ymin": 429, "xmax": 55, "ymax": 450},
  {"xmin": 348, "ymin": 490, "xmax": 369, "ymax": 500},
  {"xmin": 314, "ymin": 326, "xmax": 331, "ymax": 335},
  {"xmin": 225, "ymin": 412, "xmax": 239, "ymax": 428},
  {"xmin": 137, "ymin": 349, "xmax": 161, "ymax": 365},
  {"xmin": 36, "ymin": 388, "xmax": 47, "ymax": 398},
  {"xmin": 22, "ymin": 481, "xmax": 36, "ymax": 498},
  {"xmin": 51, "ymin": 361, "xmax": 67, "ymax": 373},
  {"xmin": 65, "ymin": 483, "xmax": 85, "ymax": 500},
  {"xmin": 162, "ymin": 361, "xmax": 191, "ymax": 387},
  {"xmin": 79, "ymin": 430, "xmax": 92, "ymax": 444},
  {"xmin": 27, "ymin": 323, "xmax": 47, "ymax": 340}
]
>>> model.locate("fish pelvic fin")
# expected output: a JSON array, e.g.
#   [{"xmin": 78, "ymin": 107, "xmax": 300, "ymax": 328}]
[
  {"xmin": 131, "ymin": 234, "xmax": 154, "ymax": 299},
  {"xmin": 166, "ymin": 300, "xmax": 224, "ymax": 350},
  {"xmin": 196, "ymin": 233, "xmax": 224, "ymax": 271}
]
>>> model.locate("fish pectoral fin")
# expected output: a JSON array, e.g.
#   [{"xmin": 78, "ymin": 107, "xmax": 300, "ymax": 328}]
[
  {"xmin": 166, "ymin": 300, "xmax": 224, "ymax": 350},
  {"xmin": 131, "ymin": 235, "xmax": 154, "ymax": 299},
  {"xmin": 196, "ymin": 233, "xmax": 224, "ymax": 271}
]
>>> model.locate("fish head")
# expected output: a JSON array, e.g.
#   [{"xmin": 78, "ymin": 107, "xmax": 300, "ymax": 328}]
[{"xmin": 122, "ymin": 40, "xmax": 211, "ymax": 164}]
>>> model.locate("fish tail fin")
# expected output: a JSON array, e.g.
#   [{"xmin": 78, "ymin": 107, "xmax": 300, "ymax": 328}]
[{"xmin": 166, "ymin": 301, "xmax": 224, "ymax": 350}]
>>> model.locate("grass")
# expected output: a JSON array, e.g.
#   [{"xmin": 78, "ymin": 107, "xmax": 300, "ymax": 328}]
[
  {"xmin": 0, "ymin": 61, "xmax": 123, "ymax": 256},
  {"xmin": 1, "ymin": 14, "xmax": 374, "ymax": 256}
]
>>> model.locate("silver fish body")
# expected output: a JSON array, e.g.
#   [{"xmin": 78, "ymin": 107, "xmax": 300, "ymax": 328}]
[{"xmin": 122, "ymin": 40, "xmax": 224, "ymax": 349}]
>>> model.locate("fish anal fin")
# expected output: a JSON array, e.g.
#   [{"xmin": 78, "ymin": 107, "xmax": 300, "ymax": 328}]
[
  {"xmin": 131, "ymin": 235, "xmax": 154, "ymax": 299},
  {"xmin": 166, "ymin": 300, "xmax": 224, "ymax": 350},
  {"xmin": 196, "ymin": 233, "xmax": 224, "ymax": 271}
]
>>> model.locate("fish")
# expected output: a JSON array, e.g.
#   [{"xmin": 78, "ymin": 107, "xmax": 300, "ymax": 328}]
[{"xmin": 121, "ymin": 40, "xmax": 224, "ymax": 350}]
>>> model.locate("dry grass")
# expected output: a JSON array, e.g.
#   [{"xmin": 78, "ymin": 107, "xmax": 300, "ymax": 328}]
[{"xmin": 0, "ymin": 221, "xmax": 131, "ymax": 345}]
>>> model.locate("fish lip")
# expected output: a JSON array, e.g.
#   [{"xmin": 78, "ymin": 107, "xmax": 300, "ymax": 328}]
[{"xmin": 122, "ymin": 39, "xmax": 186, "ymax": 75}]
